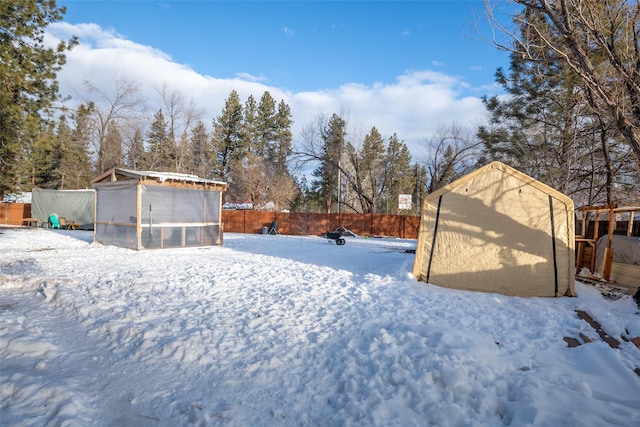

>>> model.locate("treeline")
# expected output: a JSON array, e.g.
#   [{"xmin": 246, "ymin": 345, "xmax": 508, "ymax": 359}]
[
  {"xmin": 11, "ymin": 82, "xmax": 424, "ymax": 214},
  {"xmin": 2, "ymin": 1, "xmax": 639, "ymax": 215}
]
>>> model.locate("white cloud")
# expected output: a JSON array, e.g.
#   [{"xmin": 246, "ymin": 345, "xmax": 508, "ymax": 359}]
[
  {"xmin": 285, "ymin": 72, "xmax": 488, "ymax": 160},
  {"xmin": 46, "ymin": 22, "xmax": 491, "ymax": 162},
  {"xmin": 235, "ymin": 72, "xmax": 269, "ymax": 83},
  {"xmin": 282, "ymin": 26, "xmax": 295, "ymax": 37}
]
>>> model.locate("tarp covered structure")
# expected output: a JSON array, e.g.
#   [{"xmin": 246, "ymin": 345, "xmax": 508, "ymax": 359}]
[
  {"xmin": 31, "ymin": 188, "xmax": 95, "ymax": 230},
  {"xmin": 91, "ymin": 168, "xmax": 227, "ymax": 250},
  {"xmin": 596, "ymin": 235, "xmax": 640, "ymax": 267},
  {"xmin": 595, "ymin": 235, "xmax": 640, "ymax": 290},
  {"xmin": 412, "ymin": 162, "xmax": 575, "ymax": 297}
]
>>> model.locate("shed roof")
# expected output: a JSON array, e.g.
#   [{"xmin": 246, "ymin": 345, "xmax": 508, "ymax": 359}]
[
  {"xmin": 92, "ymin": 168, "xmax": 227, "ymax": 191},
  {"xmin": 425, "ymin": 161, "xmax": 573, "ymax": 207}
]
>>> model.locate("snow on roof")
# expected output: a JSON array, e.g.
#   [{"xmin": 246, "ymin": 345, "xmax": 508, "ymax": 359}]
[
  {"xmin": 91, "ymin": 168, "xmax": 227, "ymax": 188},
  {"xmin": 127, "ymin": 170, "xmax": 213, "ymax": 183}
]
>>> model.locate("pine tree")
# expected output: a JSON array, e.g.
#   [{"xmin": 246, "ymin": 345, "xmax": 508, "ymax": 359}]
[
  {"xmin": 312, "ymin": 113, "xmax": 346, "ymax": 213},
  {"xmin": 0, "ymin": 0, "xmax": 77, "ymax": 193},
  {"xmin": 486, "ymin": 0, "xmax": 640, "ymax": 173},
  {"xmin": 478, "ymin": 47, "xmax": 582, "ymax": 189},
  {"xmin": 102, "ymin": 122, "xmax": 123, "ymax": 172},
  {"xmin": 300, "ymin": 115, "xmax": 419, "ymax": 214},
  {"xmin": 243, "ymin": 95, "xmax": 259, "ymax": 155},
  {"xmin": 271, "ymin": 99, "xmax": 293, "ymax": 173},
  {"xmin": 382, "ymin": 134, "xmax": 413, "ymax": 214},
  {"xmin": 477, "ymin": 30, "xmax": 638, "ymax": 204},
  {"xmin": 222, "ymin": 92, "xmax": 296, "ymax": 208},
  {"xmin": 212, "ymin": 90, "xmax": 244, "ymax": 180},
  {"xmin": 256, "ymin": 91, "xmax": 277, "ymax": 157},
  {"xmin": 126, "ymin": 128, "xmax": 146, "ymax": 170},
  {"xmin": 29, "ymin": 122, "xmax": 59, "ymax": 189},
  {"xmin": 54, "ymin": 114, "xmax": 91, "ymax": 189},
  {"xmin": 147, "ymin": 109, "xmax": 171, "ymax": 171},
  {"xmin": 53, "ymin": 116, "xmax": 72, "ymax": 189},
  {"xmin": 189, "ymin": 121, "xmax": 212, "ymax": 178},
  {"xmin": 356, "ymin": 127, "xmax": 386, "ymax": 212}
]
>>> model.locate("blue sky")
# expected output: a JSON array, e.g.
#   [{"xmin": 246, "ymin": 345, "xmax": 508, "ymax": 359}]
[
  {"xmin": 51, "ymin": 0, "xmax": 514, "ymax": 160},
  {"xmin": 60, "ymin": 0, "xmax": 505, "ymax": 92}
]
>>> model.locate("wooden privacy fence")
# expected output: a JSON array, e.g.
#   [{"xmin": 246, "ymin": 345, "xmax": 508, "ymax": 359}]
[
  {"xmin": 2, "ymin": 202, "xmax": 419, "ymax": 238},
  {"xmin": 0, "ymin": 203, "xmax": 31, "ymax": 226},
  {"xmin": 222, "ymin": 210, "xmax": 421, "ymax": 239}
]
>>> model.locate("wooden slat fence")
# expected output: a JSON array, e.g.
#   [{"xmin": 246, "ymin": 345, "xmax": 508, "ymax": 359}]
[
  {"xmin": 222, "ymin": 210, "xmax": 421, "ymax": 239},
  {"xmin": 4, "ymin": 202, "xmax": 420, "ymax": 239}
]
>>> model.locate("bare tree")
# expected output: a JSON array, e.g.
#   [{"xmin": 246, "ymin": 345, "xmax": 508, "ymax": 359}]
[
  {"xmin": 81, "ymin": 78, "xmax": 144, "ymax": 173},
  {"xmin": 293, "ymin": 114, "xmax": 416, "ymax": 213},
  {"xmin": 423, "ymin": 123, "xmax": 483, "ymax": 193},
  {"xmin": 227, "ymin": 154, "xmax": 298, "ymax": 211},
  {"xmin": 484, "ymin": 0, "xmax": 640, "ymax": 172},
  {"xmin": 157, "ymin": 83, "xmax": 203, "ymax": 172}
]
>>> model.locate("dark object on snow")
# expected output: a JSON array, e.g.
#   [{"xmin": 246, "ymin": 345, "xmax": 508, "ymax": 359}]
[
  {"xmin": 325, "ymin": 231, "xmax": 346, "ymax": 245},
  {"xmin": 563, "ymin": 337, "xmax": 582, "ymax": 348},
  {"xmin": 269, "ymin": 221, "xmax": 279, "ymax": 235},
  {"xmin": 332, "ymin": 226, "xmax": 357, "ymax": 237},
  {"xmin": 634, "ymin": 288, "xmax": 640, "ymax": 307}
]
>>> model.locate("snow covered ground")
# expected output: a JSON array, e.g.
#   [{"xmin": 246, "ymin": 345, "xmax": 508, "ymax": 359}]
[{"xmin": 1, "ymin": 227, "xmax": 639, "ymax": 427}]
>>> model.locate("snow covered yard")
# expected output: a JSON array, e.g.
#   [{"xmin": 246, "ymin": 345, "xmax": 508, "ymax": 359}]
[{"xmin": 1, "ymin": 228, "xmax": 639, "ymax": 426}]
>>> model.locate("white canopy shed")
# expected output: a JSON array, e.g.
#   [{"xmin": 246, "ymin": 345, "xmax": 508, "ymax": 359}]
[{"xmin": 412, "ymin": 162, "xmax": 575, "ymax": 297}]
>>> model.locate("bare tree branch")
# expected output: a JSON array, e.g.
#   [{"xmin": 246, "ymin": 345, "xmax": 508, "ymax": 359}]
[{"xmin": 484, "ymin": 0, "xmax": 640, "ymax": 172}]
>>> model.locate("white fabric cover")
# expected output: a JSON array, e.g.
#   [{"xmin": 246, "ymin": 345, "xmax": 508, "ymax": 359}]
[{"xmin": 413, "ymin": 162, "xmax": 575, "ymax": 297}]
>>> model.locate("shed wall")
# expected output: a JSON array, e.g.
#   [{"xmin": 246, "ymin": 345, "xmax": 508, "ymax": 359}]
[{"xmin": 94, "ymin": 184, "xmax": 223, "ymax": 249}]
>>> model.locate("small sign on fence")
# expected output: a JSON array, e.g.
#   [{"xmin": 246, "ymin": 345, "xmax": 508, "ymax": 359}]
[{"xmin": 398, "ymin": 194, "xmax": 412, "ymax": 210}]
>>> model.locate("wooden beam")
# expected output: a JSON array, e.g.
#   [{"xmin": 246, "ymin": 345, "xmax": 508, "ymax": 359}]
[
  {"xmin": 602, "ymin": 247, "xmax": 614, "ymax": 281},
  {"xmin": 575, "ymin": 241, "xmax": 584, "ymax": 273},
  {"xmin": 590, "ymin": 209, "xmax": 601, "ymax": 273},
  {"xmin": 575, "ymin": 204, "xmax": 639, "ymax": 278}
]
